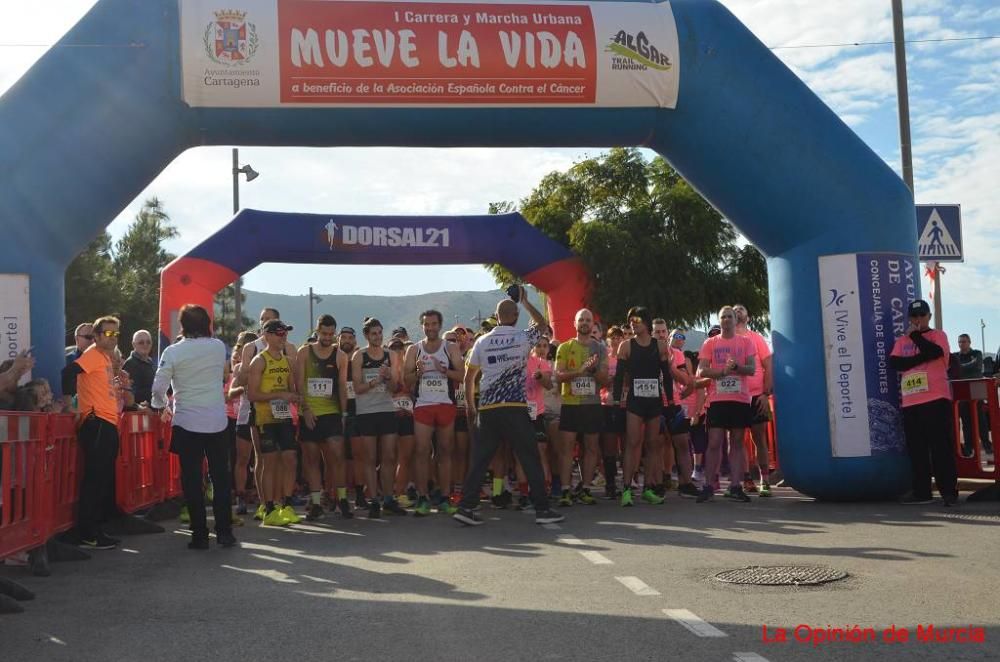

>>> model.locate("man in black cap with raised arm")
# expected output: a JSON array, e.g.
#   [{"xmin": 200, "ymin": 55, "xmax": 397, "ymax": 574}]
[{"xmin": 889, "ymin": 299, "xmax": 959, "ymax": 506}]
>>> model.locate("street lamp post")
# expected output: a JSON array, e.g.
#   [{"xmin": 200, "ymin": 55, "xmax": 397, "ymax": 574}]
[
  {"xmin": 308, "ymin": 287, "xmax": 323, "ymax": 327},
  {"xmin": 231, "ymin": 148, "xmax": 259, "ymax": 332}
]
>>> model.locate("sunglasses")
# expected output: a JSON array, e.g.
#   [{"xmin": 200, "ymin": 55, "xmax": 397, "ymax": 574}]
[
  {"xmin": 629, "ymin": 316, "xmax": 644, "ymax": 324},
  {"xmin": 909, "ymin": 312, "xmax": 929, "ymax": 318},
  {"xmin": 672, "ymin": 333, "xmax": 686, "ymax": 340},
  {"xmin": 78, "ymin": 334, "xmax": 95, "ymax": 340},
  {"xmin": 101, "ymin": 330, "xmax": 120, "ymax": 338},
  {"xmin": 268, "ymin": 330, "xmax": 287, "ymax": 337}
]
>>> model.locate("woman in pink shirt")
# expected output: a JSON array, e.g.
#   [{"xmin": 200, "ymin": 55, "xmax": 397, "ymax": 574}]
[
  {"xmin": 695, "ymin": 307, "xmax": 757, "ymax": 503},
  {"xmin": 888, "ymin": 299, "xmax": 958, "ymax": 505},
  {"xmin": 517, "ymin": 335, "xmax": 554, "ymax": 508}
]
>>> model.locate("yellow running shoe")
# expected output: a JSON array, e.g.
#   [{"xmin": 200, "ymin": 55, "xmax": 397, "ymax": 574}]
[
  {"xmin": 262, "ymin": 508, "xmax": 288, "ymax": 527},
  {"xmin": 279, "ymin": 505, "xmax": 302, "ymax": 524},
  {"xmin": 396, "ymin": 494, "xmax": 414, "ymax": 508},
  {"xmin": 254, "ymin": 504, "xmax": 265, "ymax": 521}
]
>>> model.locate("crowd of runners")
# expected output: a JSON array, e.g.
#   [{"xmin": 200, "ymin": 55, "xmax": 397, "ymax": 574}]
[
  {"xmin": 208, "ymin": 286, "xmax": 775, "ymax": 535},
  {"xmin": 60, "ymin": 287, "xmax": 779, "ymax": 550}
]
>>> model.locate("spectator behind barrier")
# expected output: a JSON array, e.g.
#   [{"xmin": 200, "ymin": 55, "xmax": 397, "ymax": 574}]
[
  {"xmin": 65, "ymin": 322, "xmax": 95, "ymax": 366},
  {"xmin": 0, "ymin": 352, "xmax": 35, "ymax": 409},
  {"xmin": 123, "ymin": 330, "xmax": 155, "ymax": 406},
  {"xmin": 949, "ymin": 333, "xmax": 993, "ymax": 458},
  {"xmin": 13, "ymin": 379, "xmax": 62, "ymax": 413}
]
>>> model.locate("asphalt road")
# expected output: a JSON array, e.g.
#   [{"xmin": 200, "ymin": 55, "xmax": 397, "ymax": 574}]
[{"xmin": 2, "ymin": 487, "xmax": 998, "ymax": 662}]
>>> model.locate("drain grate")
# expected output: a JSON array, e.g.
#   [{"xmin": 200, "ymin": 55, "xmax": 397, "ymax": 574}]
[{"xmin": 714, "ymin": 565, "xmax": 848, "ymax": 586}]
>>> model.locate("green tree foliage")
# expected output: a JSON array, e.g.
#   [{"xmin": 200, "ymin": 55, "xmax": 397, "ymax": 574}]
[
  {"xmin": 64, "ymin": 232, "xmax": 118, "ymax": 344},
  {"xmin": 64, "ymin": 198, "xmax": 179, "ymax": 349},
  {"xmin": 488, "ymin": 148, "xmax": 769, "ymax": 331},
  {"xmin": 214, "ymin": 280, "xmax": 253, "ymax": 346}
]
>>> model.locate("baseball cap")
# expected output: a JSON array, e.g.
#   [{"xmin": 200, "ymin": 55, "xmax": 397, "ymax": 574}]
[
  {"xmin": 262, "ymin": 319, "xmax": 293, "ymax": 334},
  {"xmin": 340, "ymin": 326, "xmax": 356, "ymax": 336},
  {"xmin": 708, "ymin": 325, "xmax": 722, "ymax": 338},
  {"xmin": 908, "ymin": 299, "xmax": 931, "ymax": 316}
]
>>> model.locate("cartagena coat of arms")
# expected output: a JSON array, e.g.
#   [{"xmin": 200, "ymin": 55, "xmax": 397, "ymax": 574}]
[{"xmin": 203, "ymin": 9, "xmax": 259, "ymax": 65}]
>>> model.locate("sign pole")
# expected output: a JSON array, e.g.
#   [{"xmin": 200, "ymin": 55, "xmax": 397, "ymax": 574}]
[{"xmin": 892, "ymin": 0, "xmax": 942, "ymax": 329}]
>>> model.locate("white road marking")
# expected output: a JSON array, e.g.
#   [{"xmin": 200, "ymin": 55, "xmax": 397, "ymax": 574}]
[
  {"xmin": 578, "ymin": 550, "xmax": 613, "ymax": 565},
  {"xmin": 556, "ymin": 534, "xmax": 585, "ymax": 546},
  {"xmin": 541, "ymin": 523, "xmax": 562, "ymax": 530},
  {"xmin": 250, "ymin": 553, "xmax": 293, "ymax": 564},
  {"xmin": 733, "ymin": 653, "xmax": 771, "ymax": 662},
  {"xmin": 615, "ymin": 576, "xmax": 660, "ymax": 596},
  {"xmin": 662, "ymin": 609, "xmax": 728, "ymax": 637}
]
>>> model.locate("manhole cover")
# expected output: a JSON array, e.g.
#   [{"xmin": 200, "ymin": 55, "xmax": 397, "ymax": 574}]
[{"xmin": 714, "ymin": 565, "xmax": 848, "ymax": 586}]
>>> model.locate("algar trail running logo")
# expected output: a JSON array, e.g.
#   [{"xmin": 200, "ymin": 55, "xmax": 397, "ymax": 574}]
[
  {"xmin": 606, "ymin": 30, "xmax": 672, "ymax": 71},
  {"xmin": 203, "ymin": 9, "xmax": 259, "ymax": 66}
]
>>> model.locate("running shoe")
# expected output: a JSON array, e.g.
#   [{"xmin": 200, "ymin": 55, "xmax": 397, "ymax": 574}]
[
  {"xmin": 188, "ymin": 537, "xmax": 209, "ymax": 551},
  {"xmin": 449, "ymin": 492, "xmax": 462, "ymax": 506},
  {"xmin": 515, "ymin": 495, "xmax": 532, "ymax": 511},
  {"xmin": 691, "ymin": 468, "xmax": 705, "ymax": 484},
  {"xmin": 254, "ymin": 504, "xmax": 265, "ymax": 521},
  {"xmin": 453, "ymin": 507, "xmax": 484, "ymax": 526},
  {"xmin": 438, "ymin": 500, "xmax": 458, "ymax": 515},
  {"xmin": 758, "ymin": 481, "xmax": 772, "ymax": 498},
  {"xmin": 695, "ymin": 485, "xmax": 714, "ymax": 503},
  {"xmin": 678, "ymin": 483, "xmax": 700, "ymax": 499},
  {"xmin": 338, "ymin": 498, "xmax": 354, "ymax": 519},
  {"xmin": 414, "ymin": 496, "xmax": 431, "ymax": 517},
  {"xmin": 577, "ymin": 488, "xmax": 597, "ymax": 505},
  {"xmin": 604, "ymin": 484, "xmax": 619, "ymax": 500},
  {"xmin": 262, "ymin": 508, "xmax": 288, "ymax": 527},
  {"xmin": 406, "ymin": 485, "xmax": 419, "ymax": 502},
  {"xmin": 396, "ymin": 494, "xmax": 414, "ymax": 509},
  {"xmin": 216, "ymin": 531, "xmax": 238, "ymax": 548},
  {"xmin": 383, "ymin": 498, "xmax": 408, "ymax": 516},
  {"xmin": 236, "ymin": 497, "xmax": 248, "ymax": 516},
  {"xmin": 620, "ymin": 487, "xmax": 634, "ymax": 507},
  {"xmin": 78, "ymin": 534, "xmax": 118, "ymax": 550},
  {"xmin": 368, "ymin": 499, "xmax": 382, "ymax": 519},
  {"xmin": 743, "ymin": 479, "xmax": 758, "ymax": 494},
  {"xmin": 725, "ymin": 487, "xmax": 751, "ymax": 503},
  {"xmin": 534, "ymin": 509, "xmax": 566, "ymax": 525},
  {"xmin": 355, "ymin": 495, "xmax": 370, "ymax": 511},
  {"xmin": 231, "ymin": 510, "xmax": 245, "ymax": 527},
  {"xmin": 942, "ymin": 493, "xmax": 959, "ymax": 508},
  {"xmin": 899, "ymin": 492, "xmax": 933, "ymax": 505},
  {"xmin": 491, "ymin": 493, "xmax": 510, "ymax": 509},
  {"xmin": 558, "ymin": 492, "xmax": 574, "ymax": 508},
  {"xmin": 280, "ymin": 505, "xmax": 302, "ymax": 524},
  {"xmin": 306, "ymin": 504, "xmax": 324, "ymax": 521},
  {"xmin": 179, "ymin": 505, "xmax": 190, "ymax": 524},
  {"xmin": 641, "ymin": 488, "xmax": 665, "ymax": 505}
]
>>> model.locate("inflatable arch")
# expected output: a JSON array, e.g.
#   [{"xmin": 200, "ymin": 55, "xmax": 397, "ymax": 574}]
[
  {"xmin": 158, "ymin": 210, "xmax": 590, "ymax": 343},
  {"xmin": 0, "ymin": 0, "xmax": 920, "ymax": 500}
]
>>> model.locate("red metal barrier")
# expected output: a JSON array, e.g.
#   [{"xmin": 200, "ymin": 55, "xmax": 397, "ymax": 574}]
[
  {"xmin": 0, "ymin": 413, "xmax": 48, "ymax": 558},
  {"xmin": 46, "ymin": 414, "xmax": 80, "ymax": 534},
  {"xmin": 950, "ymin": 378, "xmax": 999, "ymax": 484},
  {"xmin": 115, "ymin": 411, "xmax": 164, "ymax": 513}
]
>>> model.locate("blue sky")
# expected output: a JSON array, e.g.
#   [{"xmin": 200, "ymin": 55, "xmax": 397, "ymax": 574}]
[{"xmin": 2, "ymin": 1, "xmax": 998, "ymax": 349}]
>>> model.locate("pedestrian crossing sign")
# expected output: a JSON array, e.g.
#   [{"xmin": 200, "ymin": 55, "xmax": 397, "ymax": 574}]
[{"xmin": 916, "ymin": 204, "xmax": 962, "ymax": 262}]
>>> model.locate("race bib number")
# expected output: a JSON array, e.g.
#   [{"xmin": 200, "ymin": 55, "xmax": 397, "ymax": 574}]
[
  {"xmin": 717, "ymin": 376, "xmax": 742, "ymax": 394},
  {"xmin": 455, "ymin": 387, "xmax": 467, "ymax": 408},
  {"xmin": 269, "ymin": 399, "xmax": 292, "ymax": 420},
  {"xmin": 345, "ymin": 380, "xmax": 356, "ymax": 400},
  {"xmin": 528, "ymin": 401, "xmax": 539, "ymax": 420},
  {"xmin": 633, "ymin": 378, "xmax": 659, "ymax": 398},
  {"xmin": 307, "ymin": 378, "xmax": 333, "ymax": 398},
  {"xmin": 394, "ymin": 397, "xmax": 414, "ymax": 414},
  {"xmin": 421, "ymin": 376, "xmax": 448, "ymax": 396},
  {"xmin": 901, "ymin": 371, "xmax": 929, "ymax": 396},
  {"xmin": 571, "ymin": 377, "xmax": 596, "ymax": 397},
  {"xmin": 363, "ymin": 368, "xmax": 386, "ymax": 393}
]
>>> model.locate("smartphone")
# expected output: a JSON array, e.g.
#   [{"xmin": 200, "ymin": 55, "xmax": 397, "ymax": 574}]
[{"xmin": 505, "ymin": 284, "xmax": 521, "ymax": 303}]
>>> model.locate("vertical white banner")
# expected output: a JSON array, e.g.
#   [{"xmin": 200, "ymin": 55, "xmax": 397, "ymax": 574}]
[
  {"xmin": 818, "ymin": 255, "xmax": 870, "ymax": 457},
  {"xmin": 0, "ymin": 274, "xmax": 31, "ymax": 385}
]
